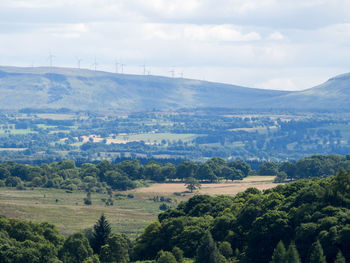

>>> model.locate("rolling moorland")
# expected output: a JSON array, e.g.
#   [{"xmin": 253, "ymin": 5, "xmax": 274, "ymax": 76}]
[{"xmin": 1, "ymin": 66, "xmax": 350, "ymax": 111}]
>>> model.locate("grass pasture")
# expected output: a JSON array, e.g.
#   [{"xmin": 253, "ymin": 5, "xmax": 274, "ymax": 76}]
[{"xmin": 0, "ymin": 176, "xmax": 277, "ymax": 238}]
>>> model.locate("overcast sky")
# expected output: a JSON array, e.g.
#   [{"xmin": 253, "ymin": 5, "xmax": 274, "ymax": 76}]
[{"xmin": 0, "ymin": 0, "xmax": 350, "ymax": 90}]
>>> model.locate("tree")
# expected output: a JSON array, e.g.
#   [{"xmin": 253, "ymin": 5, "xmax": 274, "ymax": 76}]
[
  {"xmin": 105, "ymin": 170, "xmax": 135, "ymax": 190},
  {"xmin": 175, "ymin": 161, "xmax": 198, "ymax": 181},
  {"xmin": 196, "ymin": 164, "xmax": 217, "ymax": 182},
  {"xmin": 172, "ymin": 246, "xmax": 184, "ymax": 263},
  {"xmin": 270, "ymin": 241, "xmax": 286, "ymax": 263},
  {"xmin": 334, "ymin": 250, "xmax": 346, "ymax": 263},
  {"xmin": 221, "ymin": 167, "xmax": 243, "ymax": 181},
  {"xmin": 308, "ymin": 240, "xmax": 326, "ymax": 263},
  {"xmin": 91, "ymin": 214, "xmax": 111, "ymax": 254},
  {"xmin": 219, "ymin": 241, "xmax": 233, "ymax": 259},
  {"xmin": 156, "ymin": 250, "xmax": 177, "ymax": 263},
  {"xmin": 195, "ymin": 232, "xmax": 226, "ymax": 263},
  {"xmin": 184, "ymin": 177, "xmax": 201, "ymax": 193},
  {"xmin": 285, "ymin": 241, "xmax": 300, "ymax": 263},
  {"xmin": 82, "ymin": 255, "xmax": 101, "ymax": 263},
  {"xmin": 100, "ymin": 233, "xmax": 130, "ymax": 263},
  {"xmin": 59, "ymin": 232, "xmax": 93, "ymax": 263},
  {"xmin": 258, "ymin": 162, "xmax": 279, "ymax": 176},
  {"xmin": 274, "ymin": 171, "xmax": 287, "ymax": 183},
  {"xmin": 84, "ymin": 191, "xmax": 92, "ymax": 205},
  {"xmin": 131, "ymin": 221, "xmax": 163, "ymax": 260}
]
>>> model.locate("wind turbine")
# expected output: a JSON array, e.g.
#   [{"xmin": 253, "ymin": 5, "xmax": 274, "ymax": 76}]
[
  {"xmin": 91, "ymin": 57, "xmax": 98, "ymax": 71},
  {"xmin": 48, "ymin": 52, "xmax": 55, "ymax": 68},
  {"xmin": 179, "ymin": 71, "xmax": 184, "ymax": 78},
  {"xmin": 139, "ymin": 64, "xmax": 147, "ymax": 75},
  {"xmin": 115, "ymin": 60, "xmax": 119, "ymax": 74},
  {"xmin": 169, "ymin": 68, "xmax": 175, "ymax": 78},
  {"xmin": 76, "ymin": 58, "xmax": 82, "ymax": 69},
  {"xmin": 120, "ymin": 63, "xmax": 126, "ymax": 74}
]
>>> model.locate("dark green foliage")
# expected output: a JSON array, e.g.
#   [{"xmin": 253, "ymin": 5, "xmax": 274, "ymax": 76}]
[
  {"xmin": 195, "ymin": 232, "xmax": 226, "ymax": 263},
  {"xmin": 84, "ymin": 191, "xmax": 92, "ymax": 205},
  {"xmin": 218, "ymin": 241, "xmax": 233, "ymax": 258},
  {"xmin": 82, "ymin": 255, "xmax": 101, "ymax": 263},
  {"xmin": 132, "ymin": 221, "xmax": 163, "ymax": 260},
  {"xmin": 156, "ymin": 250, "xmax": 177, "ymax": 263},
  {"xmin": 159, "ymin": 203, "xmax": 171, "ymax": 211},
  {"xmin": 91, "ymin": 214, "xmax": 111, "ymax": 254},
  {"xmin": 135, "ymin": 168, "xmax": 350, "ymax": 263},
  {"xmin": 269, "ymin": 241, "xmax": 286, "ymax": 263},
  {"xmin": 184, "ymin": 177, "xmax": 201, "ymax": 193},
  {"xmin": 274, "ymin": 171, "xmax": 287, "ymax": 183},
  {"xmin": 100, "ymin": 233, "xmax": 130, "ymax": 263},
  {"xmin": 285, "ymin": 242, "xmax": 301, "ymax": 263},
  {"xmin": 0, "ymin": 216, "xmax": 64, "ymax": 263},
  {"xmin": 258, "ymin": 162, "xmax": 279, "ymax": 176},
  {"xmin": 59, "ymin": 232, "xmax": 93, "ymax": 263},
  {"xmin": 334, "ymin": 250, "xmax": 346, "ymax": 263},
  {"xmin": 308, "ymin": 240, "xmax": 326, "ymax": 263},
  {"xmin": 172, "ymin": 246, "xmax": 184, "ymax": 263}
]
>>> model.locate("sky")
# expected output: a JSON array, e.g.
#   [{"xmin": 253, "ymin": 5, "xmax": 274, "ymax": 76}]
[{"xmin": 0, "ymin": 0, "xmax": 350, "ymax": 91}]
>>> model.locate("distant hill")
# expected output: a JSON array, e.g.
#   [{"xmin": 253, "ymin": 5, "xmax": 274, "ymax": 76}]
[
  {"xmin": 0, "ymin": 66, "xmax": 289, "ymax": 111},
  {"xmin": 257, "ymin": 72, "xmax": 350, "ymax": 110},
  {"xmin": 0, "ymin": 66, "xmax": 349, "ymax": 112}
]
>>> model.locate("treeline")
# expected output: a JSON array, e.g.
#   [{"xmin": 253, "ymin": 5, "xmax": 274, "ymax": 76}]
[
  {"xmin": 259, "ymin": 154, "xmax": 350, "ymax": 182},
  {"xmin": 1, "ymin": 154, "xmax": 350, "ymax": 192},
  {"xmin": 132, "ymin": 168, "xmax": 350, "ymax": 263},
  {"xmin": 0, "ymin": 158, "xmax": 250, "ymax": 192}
]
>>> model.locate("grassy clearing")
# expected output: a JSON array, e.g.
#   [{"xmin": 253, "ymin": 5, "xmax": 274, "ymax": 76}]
[
  {"xmin": 0, "ymin": 188, "xmax": 160, "ymax": 238},
  {"xmin": 134, "ymin": 176, "xmax": 277, "ymax": 197},
  {"xmin": 36, "ymin": 114, "xmax": 76, "ymax": 120},
  {"xmin": 114, "ymin": 133, "xmax": 199, "ymax": 143},
  {"xmin": 0, "ymin": 148, "xmax": 27, "ymax": 151},
  {"xmin": 0, "ymin": 177, "xmax": 277, "ymax": 238},
  {"xmin": 0, "ymin": 129, "xmax": 36, "ymax": 135}
]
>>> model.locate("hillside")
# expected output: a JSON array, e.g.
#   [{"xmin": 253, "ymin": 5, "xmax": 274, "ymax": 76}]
[
  {"xmin": 259, "ymin": 72, "xmax": 350, "ymax": 110},
  {"xmin": 0, "ymin": 66, "xmax": 288, "ymax": 111},
  {"xmin": 1, "ymin": 66, "xmax": 350, "ymax": 112}
]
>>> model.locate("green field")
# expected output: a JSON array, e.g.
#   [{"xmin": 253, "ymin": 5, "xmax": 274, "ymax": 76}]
[
  {"xmin": 0, "ymin": 177, "xmax": 277, "ymax": 239},
  {"xmin": 0, "ymin": 188, "xmax": 162, "ymax": 238},
  {"xmin": 113, "ymin": 133, "xmax": 200, "ymax": 143}
]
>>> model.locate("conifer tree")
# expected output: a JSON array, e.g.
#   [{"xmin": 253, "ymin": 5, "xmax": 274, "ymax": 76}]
[
  {"xmin": 286, "ymin": 241, "xmax": 301, "ymax": 263},
  {"xmin": 334, "ymin": 250, "xmax": 346, "ymax": 263},
  {"xmin": 195, "ymin": 232, "xmax": 226, "ymax": 263},
  {"xmin": 308, "ymin": 240, "xmax": 326, "ymax": 263},
  {"xmin": 270, "ymin": 241, "xmax": 286, "ymax": 263},
  {"xmin": 91, "ymin": 214, "xmax": 111, "ymax": 254}
]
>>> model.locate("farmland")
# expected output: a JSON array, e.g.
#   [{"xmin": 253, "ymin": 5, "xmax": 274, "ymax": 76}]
[
  {"xmin": 0, "ymin": 176, "xmax": 277, "ymax": 238},
  {"xmin": 0, "ymin": 109, "xmax": 349, "ymax": 163}
]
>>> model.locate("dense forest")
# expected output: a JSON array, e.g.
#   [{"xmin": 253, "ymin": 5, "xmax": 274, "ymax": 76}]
[
  {"xmin": 2, "ymin": 166, "xmax": 350, "ymax": 262},
  {"xmin": 133, "ymin": 168, "xmax": 350, "ymax": 263}
]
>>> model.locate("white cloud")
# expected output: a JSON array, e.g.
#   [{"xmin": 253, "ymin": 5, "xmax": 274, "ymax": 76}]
[
  {"xmin": 268, "ymin": 32, "xmax": 284, "ymax": 40},
  {"xmin": 0, "ymin": 1, "xmax": 350, "ymax": 91},
  {"xmin": 256, "ymin": 78, "xmax": 298, "ymax": 91},
  {"xmin": 183, "ymin": 25, "xmax": 261, "ymax": 42}
]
